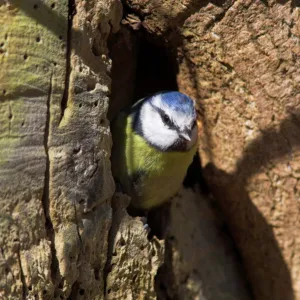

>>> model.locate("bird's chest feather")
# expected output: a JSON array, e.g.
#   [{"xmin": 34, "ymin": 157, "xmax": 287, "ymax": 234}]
[
  {"xmin": 126, "ymin": 124, "xmax": 197, "ymax": 208},
  {"xmin": 126, "ymin": 129, "xmax": 192, "ymax": 177}
]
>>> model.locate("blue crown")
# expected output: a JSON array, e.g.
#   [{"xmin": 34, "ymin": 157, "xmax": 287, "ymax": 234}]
[{"xmin": 153, "ymin": 91, "xmax": 195, "ymax": 116}]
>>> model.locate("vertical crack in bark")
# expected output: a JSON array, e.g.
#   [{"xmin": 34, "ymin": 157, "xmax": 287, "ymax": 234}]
[
  {"xmin": 8, "ymin": 101, "xmax": 12, "ymax": 136},
  {"xmin": 42, "ymin": 72, "xmax": 55, "ymax": 284},
  {"xmin": 60, "ymin": 0, "xmax": 76, "ymax": 122},
  {"xmin": 73, "ymin": 200, "xmax": 83, "ymax": 249},
  {"xmin": 103, "ymin": 199, "xmax": 117, "ymax": 299},
  {"xmin": 69, "ymin": 201, "xmax": 83, "ymax": 298},
  {"xmin": 17, "ymin": 248, "xmax": 26, "ymax": 299},
  {"xmin": 43, "ymin": 72, "xmax": 52, "ymax": 228}
]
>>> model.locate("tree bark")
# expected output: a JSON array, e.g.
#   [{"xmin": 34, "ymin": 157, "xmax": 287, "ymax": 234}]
[
  {"xmin": 120, "ymin": 0, "xmax": 300, "ymax": 299},
  {"xmin": 0, "ymin": 0, "xmax": 120, "ymax": 298},
  {"xmin": 1, "ymin": 0, "xmax": 299, "ymax": 299}
]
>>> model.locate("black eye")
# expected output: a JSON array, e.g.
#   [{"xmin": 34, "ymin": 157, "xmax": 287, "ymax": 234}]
[
  {"xmin": 192, "ymin": 120, "xmax": 197, "ymax": 128},
  {"xmin": 162, "ymin": 114, "xmax": 171, "ymax": 125}
]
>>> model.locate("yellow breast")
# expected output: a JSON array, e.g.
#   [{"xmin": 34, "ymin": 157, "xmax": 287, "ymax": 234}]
[{"xmin": 125, "ymin": 117, "xmax": 198, "ymax": 209}]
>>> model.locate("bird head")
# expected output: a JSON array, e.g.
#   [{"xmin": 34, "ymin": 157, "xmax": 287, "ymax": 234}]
[{"xmin": 137, "ymin": 91, "xmax": 198, "ymax": 151}]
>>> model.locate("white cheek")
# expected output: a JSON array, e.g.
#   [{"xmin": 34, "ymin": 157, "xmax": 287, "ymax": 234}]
[
  {"xmin": 154, "ymin": 129, "xmax": 178, "ymax": 150},
  {"xmin": 141, "ymin": 103, "xmax": 178, "ymax": 150}
]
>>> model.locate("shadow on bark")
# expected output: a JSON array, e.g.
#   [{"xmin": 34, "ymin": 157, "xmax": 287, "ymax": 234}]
[
  {"xmin": 176, "ymin": 3, "xmax": 298, "ymax": 286},
  {"xmin": 276, "ymin": 0, "xmax": 300, "ymax": 9},
  {"xmin": 202, "ymin": 119, "xmax": 299, "ymax": 299},
  {"xmin": 9, "ymin": 0, "xmax": 67, "ymax": 37},
  {"xmin": 5, "ymin": 0, "xmax": 110, "ymax": 103},
  {"xmin": 187, "ymin": 56, "xmax": 298, "ymax": 299}
]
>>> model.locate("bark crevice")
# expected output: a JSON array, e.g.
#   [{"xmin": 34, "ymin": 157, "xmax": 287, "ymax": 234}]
[
  {"xmin": 73, "ymin": 201, "xmax": 83, "ymax": 250},
  {"xmin": 103, "ymin": 198, "xmax": 117, "ymax": 299},
  {"xmin": 17, "ymin": 248, "xmax": 26, "ymax": 299},
  {"xmin": 42, "ymin": 72, "xmax": 56, "ymax": 286},
  {"xmin": 60, "ymin": 0, "xmax": 76, "ymax": 122}
]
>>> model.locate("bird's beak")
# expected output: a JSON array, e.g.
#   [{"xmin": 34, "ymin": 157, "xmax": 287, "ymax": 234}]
[{"xmin": 180, "ymin": 131, "xmax": 192, "ymax": 142}]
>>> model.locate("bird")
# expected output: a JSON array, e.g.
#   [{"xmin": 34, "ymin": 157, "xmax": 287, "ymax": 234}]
[{"xmin": 111, "ymin": 91, "xmax": 198, "ymax": 210}]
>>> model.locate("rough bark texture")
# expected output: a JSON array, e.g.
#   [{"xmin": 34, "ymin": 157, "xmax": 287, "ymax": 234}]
[
  {"xmin": 0, "ymin": 1, "xmax": 165, "ymax": 299},
  {"xmin": 121, "ymin": 0, "xmax": 300, "ymax": 299},
  {"xmin": 156, "ymin": 188, "xmax": 251, "ymax": 300},
  {"xmin": 0, "ymin": 0, "xmax": 68, "ymax": 298},
  {"xmin": 180, "ymin": 2, "xmax": 300, "ymax": 299},
  {"xmin": 106, "ymin": 193, "xmax": 164, "ymax": 300},
  {"xmin": 2, "ymin": 0, "xmax": 299, "ymax": 299}
]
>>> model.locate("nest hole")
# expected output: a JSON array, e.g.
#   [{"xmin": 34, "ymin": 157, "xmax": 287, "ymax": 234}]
[
  {"xmin": 134, "ymin": 36, "xmax": 179, "ymax": 100},
  {"xmin": 94, "ymin": 267, "xmax": 100, "ymax": 280},
  {"xmin": 79, "ymin": 289, "xmax": 85, "ymax": 295},
  {"xmin": 108, "ymin": 28, "xmax": 210, "ymax": 238},
  {"xmin": 87, "ymin": 81, "xmax": 96, "ymax": 92},
  {"xmin": 108, "ymin": 31, "xmax": 179, "ymax": 120}
]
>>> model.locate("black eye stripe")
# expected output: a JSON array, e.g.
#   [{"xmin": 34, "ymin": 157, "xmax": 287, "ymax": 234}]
[
  {"xmin": 161, "ymin": 112, "xmax": 175, "ymax": 127},
  {"xmin": 160, "ymin": 112, "xmax": 179, "ymax": 130},
  {"xmin": 150, "ymin": 103, "xmax": 181, "ymax": 131},
  {"xmin": 152, "ymin": 105, "xmax": 173, "ymax": 125},
  {"xmin": 162, "ymin": 114, "xmax": 171, "ymax": 124}
]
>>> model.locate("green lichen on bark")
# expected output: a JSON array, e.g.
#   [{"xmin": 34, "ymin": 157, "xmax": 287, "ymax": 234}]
[{"xmin": 0, "ymin": 0, "xmax": 67, "ymax": 298}]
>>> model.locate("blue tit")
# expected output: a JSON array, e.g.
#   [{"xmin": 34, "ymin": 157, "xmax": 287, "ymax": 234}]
[{"xmin": 111, "ymin": 91, "xmax": 198, "ymax": 210}]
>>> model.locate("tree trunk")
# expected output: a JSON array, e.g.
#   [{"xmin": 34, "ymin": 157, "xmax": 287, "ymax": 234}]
[
  {"xmin": 0, "ymin": 0, "xmax": 120, "ymax": 298},
  {"xmin": 1, "ymin": 0, "xmax": 299, "ymax": 299}
]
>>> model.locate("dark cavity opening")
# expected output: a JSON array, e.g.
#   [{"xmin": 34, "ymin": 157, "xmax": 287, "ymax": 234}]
[
  {"xmin": 133, "ymin": 35, "xmax": 179, "ymax": 100},
  {"xmin": 183, "ymin": 151, "xmax": 210, "ymax": 194},
  {"xmin": 108, "ymin": 29, "xmax": 179, "ymax": 120},
  {"xmin": 108, "ymin": 26, "xmax": 209, "ymax": 237}
]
